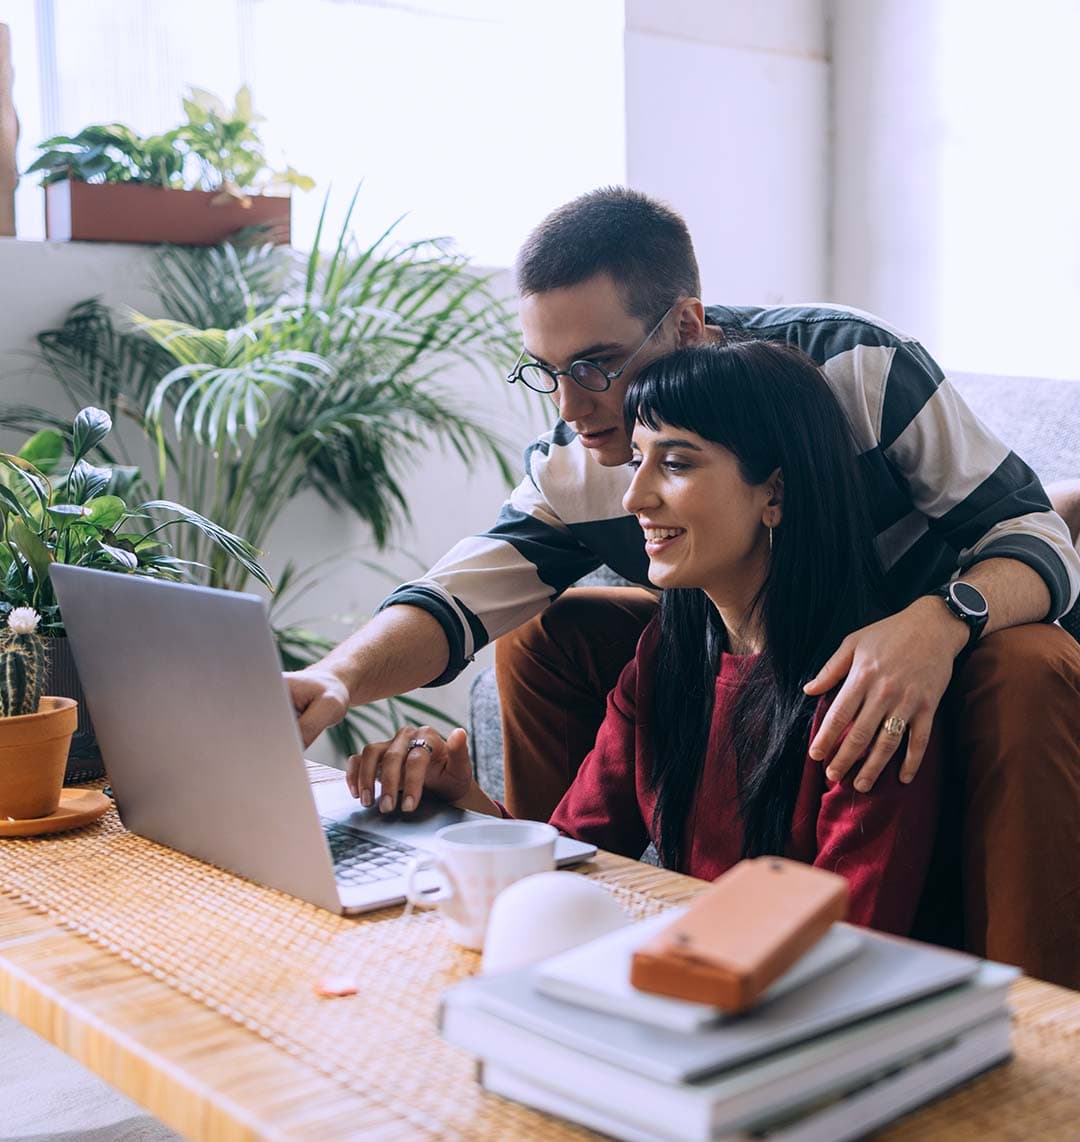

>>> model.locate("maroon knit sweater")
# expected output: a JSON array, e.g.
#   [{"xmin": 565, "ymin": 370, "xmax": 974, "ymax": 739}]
[{"xmin": 547, "ymin": 620, "xmax": 944, "ymax": 936}]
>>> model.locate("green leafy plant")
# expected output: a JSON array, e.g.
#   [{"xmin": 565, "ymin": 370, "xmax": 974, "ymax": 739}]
[
  {"xmin": 9, "ymin": 191, "xmax": 520, "ymax": 754},
  {"xmin": 180, "ymin": 86, "xmax": 314, "ymax": 203},
  {"xmin": 25, "ymin": 85, "xmax": 313, "ymax": 200},
  {"xmin": 25, "ymin": 123, "xmax": 185, "ymax": 187},
  {"xmin": 131, "ymin": 192, "xmax": 517, "ymax": 587},
  {"xmin": 0, "ymin": 406, "xmax": 270, "ymax": 635}
]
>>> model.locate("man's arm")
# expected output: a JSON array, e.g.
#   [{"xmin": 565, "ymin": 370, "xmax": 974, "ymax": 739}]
[
  {"xmin": 288, "ymin": 606, "xmax": 450, "ymax": 748},
  {"xmin": 287, "ymin": 434, "xmax": 609, "ymax": 747},
  {"xmin": 807, "ymin": 338, "xmax": 1080, "ymax": 790},
  {"xmin": 805, "ymin": 557, "xmax": 1049, "ymax": 791}
]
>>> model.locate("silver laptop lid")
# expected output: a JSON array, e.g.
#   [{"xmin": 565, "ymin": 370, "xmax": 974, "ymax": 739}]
[{"xmin": 50, "ymin": 564, "xmax": 342, "ymax": 911}]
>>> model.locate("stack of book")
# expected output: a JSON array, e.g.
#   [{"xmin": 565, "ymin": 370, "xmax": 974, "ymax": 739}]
[{"xmin": 438, "ymin": 911, "xmax": 1016, "ymax": 1142}]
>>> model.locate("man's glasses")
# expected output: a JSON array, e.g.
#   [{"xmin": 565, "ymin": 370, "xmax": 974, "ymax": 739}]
[{"xmin": 505, "ymin": 306, "xmax": 674, "ymax": 395}]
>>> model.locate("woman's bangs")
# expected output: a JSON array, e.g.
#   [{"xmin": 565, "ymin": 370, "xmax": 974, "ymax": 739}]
[{"xmin": 625, "ymin": 359, "xmax": 716, "ymax": 438}]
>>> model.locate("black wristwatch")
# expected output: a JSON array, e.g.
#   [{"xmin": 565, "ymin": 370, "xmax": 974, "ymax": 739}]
[{"xmin": 931, "ymin": 580, "xmax": 989, "ymax": 656}]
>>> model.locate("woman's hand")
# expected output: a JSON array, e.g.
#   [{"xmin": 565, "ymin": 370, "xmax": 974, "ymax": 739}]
[{"xmin": 346, "ymin": 725, "xmax": 474, "ymax": 813}]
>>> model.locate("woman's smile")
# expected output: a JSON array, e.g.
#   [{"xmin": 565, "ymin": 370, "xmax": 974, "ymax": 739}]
[{"xmin": 640, "ymin": 523, "xmax": 687, "ymax": 556}]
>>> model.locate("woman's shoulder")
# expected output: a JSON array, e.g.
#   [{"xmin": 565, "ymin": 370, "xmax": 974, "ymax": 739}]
[
  {"xmin": 634, "ymin": 613, "xmax": 663, "ymax": 662},
  {"xmin": 607, "ymin": 615, "xmax": 662, "ymax": 709}
]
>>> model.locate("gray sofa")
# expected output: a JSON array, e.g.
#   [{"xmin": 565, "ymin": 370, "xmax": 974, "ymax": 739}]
[{"xmin": 469, "ymin": 371, "xmax": 1080, "ymax": 803}]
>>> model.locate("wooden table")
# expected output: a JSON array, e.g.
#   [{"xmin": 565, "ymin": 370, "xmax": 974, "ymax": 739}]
[{"xmin": 0, "ymin": 818, "xmax": 1078, "ymax": 1140}]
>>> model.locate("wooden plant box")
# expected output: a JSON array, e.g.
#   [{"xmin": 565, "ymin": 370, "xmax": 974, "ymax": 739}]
[{"xmin": 45, "ymin": 180, "xmax": 291, "ymax": 246}]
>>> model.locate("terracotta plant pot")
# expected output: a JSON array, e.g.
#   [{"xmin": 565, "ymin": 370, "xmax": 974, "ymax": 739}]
[
  {"xmin": 45, "ymin": 180, "xmax": 291, "ymax": 246},
  {"xmin": 0, "ymin": 697, "xmax": 78, "ymax": 819}
]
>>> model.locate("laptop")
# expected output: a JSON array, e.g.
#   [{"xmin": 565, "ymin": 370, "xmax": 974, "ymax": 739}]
[{"xmin": 50, "ymin": 565, "xmax": 596, "ymax": 914}]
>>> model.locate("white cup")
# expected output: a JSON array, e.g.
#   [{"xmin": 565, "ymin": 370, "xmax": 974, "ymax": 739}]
[{"xmin": 404, "ymin": 819, "xmax": 558, "ymax": 950}]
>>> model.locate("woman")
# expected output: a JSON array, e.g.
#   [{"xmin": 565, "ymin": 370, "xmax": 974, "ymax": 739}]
[{"xmin": 353, "ymin": 342, "xmax": 944, "ymax": 935}]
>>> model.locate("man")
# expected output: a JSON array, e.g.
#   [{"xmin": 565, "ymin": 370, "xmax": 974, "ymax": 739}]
[{"xmin": 288, "ymin": 188, "xmax": 1080, "ymax": 986}]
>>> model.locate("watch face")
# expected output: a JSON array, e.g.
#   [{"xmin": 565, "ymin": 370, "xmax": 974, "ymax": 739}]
[{"xmin": 951, "ymin": 581, "xmax": 989, "ymax": 617}]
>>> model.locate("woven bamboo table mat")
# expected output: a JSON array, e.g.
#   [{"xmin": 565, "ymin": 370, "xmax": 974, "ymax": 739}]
[
  {"xmin": 0, "ymin": 769, "xmax": 677, "ymax": 1139},
  {"xmin": 0, "ymin": 766, "xmax": 1077, "ymax": 1140}
]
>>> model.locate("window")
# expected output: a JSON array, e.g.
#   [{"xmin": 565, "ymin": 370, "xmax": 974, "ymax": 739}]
[{"xmin": 6, "ymin": 0, "xmax": 625, "ymax": 264}]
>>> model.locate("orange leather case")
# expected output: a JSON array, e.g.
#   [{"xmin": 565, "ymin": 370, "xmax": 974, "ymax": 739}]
[{"xmin": 629, "ymin": 858, "xmax": 849, "ymax": 1013}]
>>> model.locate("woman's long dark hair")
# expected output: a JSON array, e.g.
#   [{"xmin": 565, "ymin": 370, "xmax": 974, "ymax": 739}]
[{"xmin": 624, "ymin": 341, "xmax": 888, "ymax": 867}]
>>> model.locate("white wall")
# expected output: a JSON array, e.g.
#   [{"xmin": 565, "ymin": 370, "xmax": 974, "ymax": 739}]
[
  {"xmin": 830, "ymin": 0, "xmax": 1080, "ymax": 380},
  {"xmin": 624, "ymin": 0, "xmax": 829, "ymax": 304},
  {"xmin": 5, "ymin": 0, "xmax": 628, "ymax": 265},
  {"xmin": 0, "ymin": 238, "xmax": 537, "ymax": 764}
]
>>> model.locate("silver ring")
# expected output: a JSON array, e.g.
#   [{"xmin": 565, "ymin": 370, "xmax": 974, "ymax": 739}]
[{"xmin": 408, "ymin": 738, "xmax": 433, "ymax": 756}]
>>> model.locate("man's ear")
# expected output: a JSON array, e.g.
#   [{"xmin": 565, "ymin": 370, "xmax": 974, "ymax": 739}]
[
  {"xmin": 674, "ymin": 297, "xmax": 708, "ymax": 347},
  {"xmin": 764, "ymin": 467, "xmax": 784, "ymax": 526}
]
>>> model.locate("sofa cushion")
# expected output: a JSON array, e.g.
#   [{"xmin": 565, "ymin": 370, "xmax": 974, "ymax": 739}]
[
  {"xmin": 953, "ymin": 372, "xmax": 1079, "ymax": 639},
  {"xmin": 951, "ymin": 372, "xmax": 1080, "ymax": 486}
]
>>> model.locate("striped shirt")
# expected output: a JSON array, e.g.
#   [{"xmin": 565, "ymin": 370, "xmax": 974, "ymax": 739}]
[{"xmin": 382, "ymin": 304, "xmax": 1080, "ymax": 684}]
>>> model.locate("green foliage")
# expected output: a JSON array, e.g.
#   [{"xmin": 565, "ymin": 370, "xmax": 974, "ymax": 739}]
[
  {"xmin": 0, "ymin": 610, "xmax": 48, "ymax": 717},
  {"xmin": 153, "ymin": 240, "xmax": 295, "ymax": 329},
  {"xmin": 5, "ymin": 190, "xmax": 518, "ymax": 753},
  {"xmin": 26, "ymin": 85, "xmax": 312, "ymax": 197},
  {"xmin": 25, "ymin": 123, "xmax": 185, "ymax": 187},
  {"xmin": 136, "ymin": 190, "xmax": 518, "ymax": 574},
  {"xmin": 21, "ymin": 192, "xmax": 517, "ymax": 590},
  {"xmin": 0, "ymin": 408, "xmax": 270, "ymax": 633},
  {"xmin": 181, "ymin": 86, "xmax": 315, "ymax": 199}
]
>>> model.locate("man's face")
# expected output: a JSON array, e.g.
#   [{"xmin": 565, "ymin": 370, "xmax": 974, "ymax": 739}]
[{"xmin": 517, "ymin": 275, "xmax": 677, "ymax": 467}]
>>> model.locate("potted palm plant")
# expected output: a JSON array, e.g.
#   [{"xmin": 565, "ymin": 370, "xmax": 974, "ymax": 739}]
[
  {"xmin": 0, "ymin": 405, "xmax": 270, "ymax": 780},
  {"xmin": 0, "ymin": 607, "xmax": 77, "ymax": 819},
  {"xmin": 12, "ymin": 192, "xmax": 519, "ymax": 758},
  {"xmin": 27, "ymin": 86, "xmax": 313, "ymax": 245}
]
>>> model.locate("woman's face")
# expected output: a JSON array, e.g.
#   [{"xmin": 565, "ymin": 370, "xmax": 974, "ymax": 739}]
[{"xmin": 622, "ymin": 419, "xmax": 778, "ymax": 610}]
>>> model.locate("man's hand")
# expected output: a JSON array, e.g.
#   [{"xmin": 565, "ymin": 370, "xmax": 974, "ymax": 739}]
[
  {"xmin": 347, "ymin": 725, "xmax": 475, "ymax": 813},
  {"xmin": 804, "ymin": 597, "xmax": 967, "ymax": 791},
  {"xmin": 283, "ymin": 606, "xmax": 454, "ymax": 749},
  {"xmin": 286, "ymin": 667, "xmax": 351, "ymax": 749}
]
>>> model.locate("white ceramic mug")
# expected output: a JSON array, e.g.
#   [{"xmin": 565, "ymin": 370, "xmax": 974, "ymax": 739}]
[{"xmin": 404, "ymin": 819, "xmax": 558, "ymax": 950}]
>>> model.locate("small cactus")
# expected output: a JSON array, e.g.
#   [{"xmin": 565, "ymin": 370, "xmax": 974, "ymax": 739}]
[{"xmin": 0, "ymin": 608, "xmax": 49, "ymax": 718}]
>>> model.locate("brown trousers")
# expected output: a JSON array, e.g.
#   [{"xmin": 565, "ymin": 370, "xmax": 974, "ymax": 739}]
[{"xmin": 496, "ymin": 587, "xmax": 1080, "ymax": 989}]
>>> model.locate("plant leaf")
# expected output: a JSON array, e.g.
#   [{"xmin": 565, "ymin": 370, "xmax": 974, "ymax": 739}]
[
  {"xmin": 0, "ymin": 484, "xmax": 27, "ymax": 519},
  {"xmin": 0, "ymin": 454, "xmax": 51, "ymax": 518},
  {"xmin": 106, "ymin": 466, "xmax": 143, "ymax": 499},
  {"xmin": 18, "ymin": 430, "xmax": 64, "ymax": 475},
  {"xmin": 66, "ymin": 460, "xmax": 113, "ymax": 504},
  {"xmin": 97, "ymin": 541, "xmax": 138, "ymax": 570},
  {"xmin": 84, "ymin": 495, "xmax": 127, "ymax": 530},
  {"xmin": 8, "ymin": 518, "xmax": 53, "ymax": 585},
  {"xmin": 234, "ymin": 85, "xmax": 253, "ymax": 121},
  {"xmin": 47, "ymin": 503, "xmax": 90, "ymax": 528},
  {"xmin": 138, "ymin": 499, "xmax": 273, "ymax": 590},
  {"xmin": 71, "ymin": 406, "xmax": 113, "ymax": 463}
]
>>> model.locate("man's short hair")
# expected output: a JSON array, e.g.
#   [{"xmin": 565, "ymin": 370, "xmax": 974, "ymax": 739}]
[{"xmin": 515, "ymin": 186, "xmax": 701, "ymax": 324}]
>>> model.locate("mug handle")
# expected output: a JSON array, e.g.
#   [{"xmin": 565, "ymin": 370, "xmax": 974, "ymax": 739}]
[{"xmin": 405, "ymin": 853, "xmax": 457, "ymax": 909}]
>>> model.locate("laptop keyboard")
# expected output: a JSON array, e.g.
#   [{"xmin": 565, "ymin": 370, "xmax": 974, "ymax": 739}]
[{"xmin": 321, "ymin": 819, "xmax": 418, "ymax": 885}]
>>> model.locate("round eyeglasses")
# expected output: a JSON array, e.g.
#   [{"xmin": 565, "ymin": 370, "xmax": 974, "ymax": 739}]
[{"xmin": 505, "ymin": 306, "xmax": 674, "ymax": 395}]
